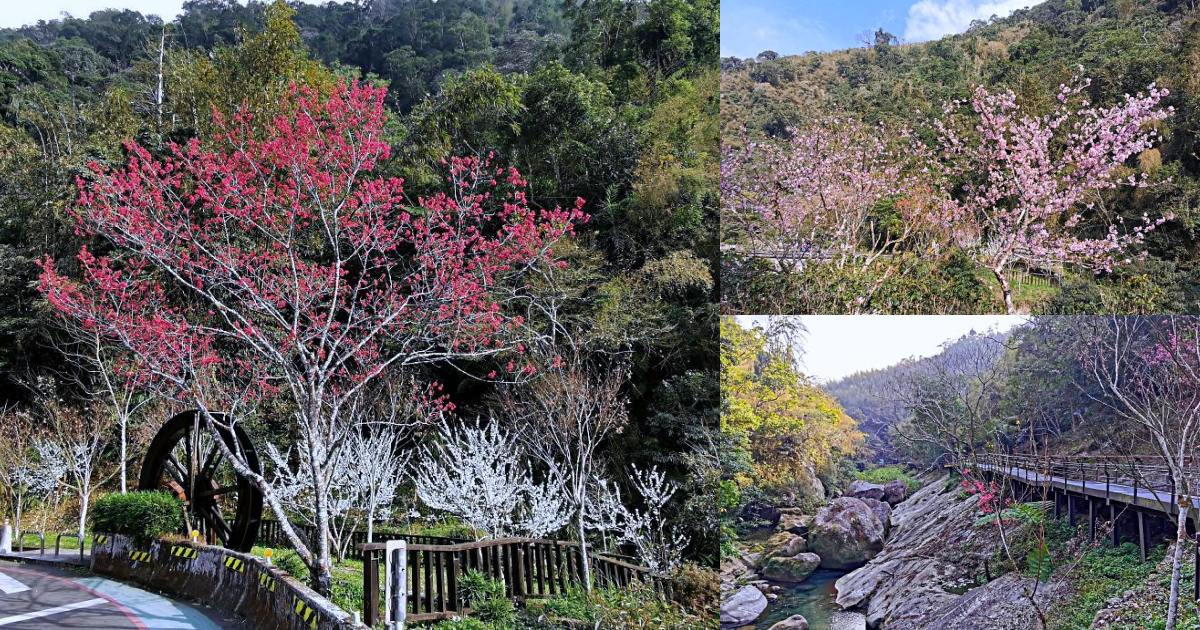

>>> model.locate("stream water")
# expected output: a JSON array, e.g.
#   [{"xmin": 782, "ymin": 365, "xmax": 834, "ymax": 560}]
[{"xmin": 755, "ymin": 569, "xmax": 866, "ymax": 630}]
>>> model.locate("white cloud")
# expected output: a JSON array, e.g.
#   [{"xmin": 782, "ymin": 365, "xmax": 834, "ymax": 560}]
[{"xmin": 904, "ymin": 0, "xmax": 1038, "ymax": 43}]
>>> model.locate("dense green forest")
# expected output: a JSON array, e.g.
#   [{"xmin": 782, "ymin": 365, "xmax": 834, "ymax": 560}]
[
  {"xmin": 0, "ymin": 0, "xmax": 719, "ymax": 569},
  {"xmin": 721, "ymin": 0, "xmax": 1200, "ymax": 314}
]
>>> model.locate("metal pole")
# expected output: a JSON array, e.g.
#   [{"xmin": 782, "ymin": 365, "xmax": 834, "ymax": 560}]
[{"xmin": 385, "ymin": 539, "xmax": 407, "ymax": 628}]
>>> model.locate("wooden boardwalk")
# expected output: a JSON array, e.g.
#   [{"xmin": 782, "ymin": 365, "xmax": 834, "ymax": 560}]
[{"xmin": 966, "ymin": 453, "xmax": 1200, "ymax": 566}]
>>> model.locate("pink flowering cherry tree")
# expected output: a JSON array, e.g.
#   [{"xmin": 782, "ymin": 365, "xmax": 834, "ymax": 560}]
[
  {"xmin": 721, "ymin": 117, "xmax": 949, "ymax": 312},
  {"xmin": 1079, "ymin": 316, "xmax": 1200, "ymax": 630},
  {"xmin": 935, "ymin": 77, "xmax": 1174, "ymax": 313},
  {"xmin": 38, "ymin": 80, "xmax": 585, "ymax": 593}
]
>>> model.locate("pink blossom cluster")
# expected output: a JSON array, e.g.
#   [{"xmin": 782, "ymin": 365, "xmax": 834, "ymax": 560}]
[
  {"xmin": 721, "ymin": 117, "xmax": 949, "ymax": 267},
  {"xmin": 39, "ymin": 80, "xmax": 586, "ymax": 407},
  {"xmin": 936, "ymin": 76, "xmax": 1173, "ymax": 278},
  {"xmin": 960, "ymin": 470, "xmax": 1009, "ymax": 515}
]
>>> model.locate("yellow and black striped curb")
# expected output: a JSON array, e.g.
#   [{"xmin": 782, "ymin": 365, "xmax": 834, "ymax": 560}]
[
  {"xmin": 257, "ymin": 572, "xmax": 277, "ymax": 592},
  {"xmin": 93, "ymin": 535, "xmax": 108, "ymax": 545},
  {"xmin": 224, "ymin": 556, "xmax": 246, "ymax": 573},
  {"xmin": 170, "ymin": 546, "xmax": 198, "ymax": 560},
  {"xmin": 128, "ymin": 550, "xmax": 153, "ymax": 563},
  {"xmin": 292, "ymin": 595, "xmax": 319, "ymax": 629}
]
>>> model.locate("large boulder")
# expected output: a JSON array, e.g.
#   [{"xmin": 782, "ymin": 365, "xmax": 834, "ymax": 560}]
[
  {"xmin": 720, "ymin": 585, "xmax": 767, "ymax": 627},
  {"xmin": 859, "ymin": 497, "xmax": 892, "ymax": 533},
  {"xmin": 763, "ymin": 532, "xmax": 807, "ymax": 561},
  {"xmin": 846, "ymin": 480, "xmax": 886, "ymax": 501},
  {"xmin": 762, "ymin": 552, "xmax": 821, "ymax": 583},
  {"xmin": 768, "ymin": 615, "xmax": 810, "ymax": 630},
  {"xmin": 882, "ymin": 479, "xmax": 909, "ymax": 506},
  {"xmin": 808, "ymin": 497, "xmax": 885, "ymax": 569}
]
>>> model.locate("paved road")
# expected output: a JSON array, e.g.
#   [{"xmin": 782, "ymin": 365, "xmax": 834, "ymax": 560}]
[{"xmin": 0, "ymin": 561, "xmax": 238, "ymax": 629}]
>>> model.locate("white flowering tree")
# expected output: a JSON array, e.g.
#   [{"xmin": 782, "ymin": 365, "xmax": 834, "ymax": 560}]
[
  {"xmin": 620, "ymin": 465, "xmax": 689, "ymax": 576},
  {"xmin": 34, "ymin": 398, "xmax": 113, "ymax": 545},
  {"xmin": 504, "ymin": 355, "xmax": 629, "ymax": 589},
  {"xmin": 348, "ymin": 425, "xmax": 410, "ymax": 544},
  {"xmin": 266, "ymin": 422, "xmax": 366, "ymax": 561},
  {"xmin": 587, "ymin": 466, "xmax": 687, "ymax": 576},
  {"xmin": 1, "ymin": 407, "xmax": 67, "ymax": 543},
  {"xmin": 415, "ymin": 417, "xmax": 570, "ymax": 539}
]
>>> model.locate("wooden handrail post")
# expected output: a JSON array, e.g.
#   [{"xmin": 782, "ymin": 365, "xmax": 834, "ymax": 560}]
[{"xmin": 362, "ymin": 548, "xmax": 380, "ymax": 626}]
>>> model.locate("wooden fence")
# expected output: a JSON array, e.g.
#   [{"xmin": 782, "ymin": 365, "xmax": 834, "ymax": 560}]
[
  {"xmin": 257, "ymin": 519, "xmax": 467, "ymax": 560},
  {"xmin": 360, "ymin": 538, "xmax": 658, "ymax": 624}
]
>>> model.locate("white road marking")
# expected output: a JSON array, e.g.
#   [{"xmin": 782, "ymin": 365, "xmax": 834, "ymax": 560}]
[
  {"xmin": 0, "ymin": 597, "xmax": 107, "ymax": 625},
  {"xmin": 0, "ymin": 574, "xmax": 27, "ymax": 595}
]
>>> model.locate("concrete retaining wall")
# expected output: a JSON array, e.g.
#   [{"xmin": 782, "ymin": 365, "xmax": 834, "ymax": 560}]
[{"xmin": 91, "ymin": 534, "xmax": 357, "ymax": 630}]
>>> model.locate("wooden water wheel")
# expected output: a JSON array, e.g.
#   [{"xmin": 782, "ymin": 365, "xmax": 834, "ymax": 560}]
[{"xmin": 138, "ymin": 410, "xmax": 264, "ymax": 552}]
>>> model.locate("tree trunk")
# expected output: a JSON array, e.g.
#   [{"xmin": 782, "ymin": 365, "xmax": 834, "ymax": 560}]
[
  {"xmin": 312, "ymin": 462, "xmax": 334, "ymax": 597},
  {"xmin": 366, "ymin": 509, "xmax": 375, "ymax": 544},
  {"xmin": 1166, "ymin": 504, "xmax": 1187, "ymax": 630},
  {"xmin": 119, "ymin": 415, "xmax": 127, "ymax": 494},
  {"xmin": 14, "ymin": 494, "xmax": 22, "ymax": 546},
  {"xmin": 576, "ymin": 510, "xmax": 592, "ymax": 592},
  {"xmin": 992, "ymin": 267, "xmax": 1015, "ymax": 314},
  {"xmin": 77, "ymin": 492, "xmax": 89, "ymax": 545}
]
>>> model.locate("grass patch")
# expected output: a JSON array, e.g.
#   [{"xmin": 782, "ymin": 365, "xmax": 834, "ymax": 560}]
[
  {"xmin": 856, "ymin": 465, "xmax": 921, "ymax": 494},
  {"xmin": 1049, "ymin": 541, "xmax": 1164, "ymax": 630}
]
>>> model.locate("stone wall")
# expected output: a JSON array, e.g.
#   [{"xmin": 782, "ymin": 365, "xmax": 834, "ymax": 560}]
[{"xmin": 90, "ymin": 534, "xmax": 358, "ymax": 630}]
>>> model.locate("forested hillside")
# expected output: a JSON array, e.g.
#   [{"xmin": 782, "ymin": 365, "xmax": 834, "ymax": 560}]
[
  {"xmin": 0, "ymin": 0, "xmax": 719, "ymax": 564},
  {"xmin": 825, "ymin": 319, "xmax": 1156, "ymax": 469},
  {"xmin": 826, "ymin": 329, "xmax": 1012, "ymax": 462},
  {"xmin": 721, "ymin": 0, "xmax": 1200, "ymax": 314}
]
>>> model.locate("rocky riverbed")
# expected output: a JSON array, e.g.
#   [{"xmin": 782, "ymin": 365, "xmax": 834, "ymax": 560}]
[
  {"xmin": 720, "ymin": 478, "xmax": 909, "ymax": 629},
  {"xmin": 831, "ymin": 471, "xmax": 1064, "ymax": 629}
]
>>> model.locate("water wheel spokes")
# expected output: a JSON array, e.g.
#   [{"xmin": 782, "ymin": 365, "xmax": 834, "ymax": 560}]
[{"xmin": 138, "ymin": 410, "xmax": 264, "ymax": 552}]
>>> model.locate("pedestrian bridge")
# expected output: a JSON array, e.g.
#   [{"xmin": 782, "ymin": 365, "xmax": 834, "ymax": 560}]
[{"xmin": 963, "ymin": 453, "xmax": 1200, "ymax": 583}]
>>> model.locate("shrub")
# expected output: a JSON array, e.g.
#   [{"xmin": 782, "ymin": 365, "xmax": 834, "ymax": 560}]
[
  {"xmin": 668, "ymin": 563, "xmax": 719, "ymax": 617},
  {"xmin": 540, "ymin": 582, "xmax": 705, "ymax": 629},
  {"xmin": 458, "ymin": 570, "xmax": 514, "ymax": 624},
  {"xmin": 89, "ymin": 491, "xmax": 183, "ymax": 544},
  {"xmin": 429, "ymin": 619, "xmax": 490, "ymax": 630}
]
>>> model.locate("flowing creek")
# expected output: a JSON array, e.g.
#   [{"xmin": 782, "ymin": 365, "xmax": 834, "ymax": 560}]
[{"xmin": 752, "ymin": 569, "xmax": 869, "ymax": 630}]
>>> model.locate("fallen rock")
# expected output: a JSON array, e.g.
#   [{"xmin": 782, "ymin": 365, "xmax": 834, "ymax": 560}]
[
  {"xmin": 763, "ymin": 532, "xmax": 807, "ymax": 561},
  {"xmin": 762, "ymin": 552, "xmax": 821, "ymax": 583},
  {"xmin": 808, "ymin": 497, "xmax": 885, "ymax": 569},
  {"xmin": 858, "ymin": 497, "xmax": 892, "ymax": 533},
  {"xmin": 768, "ymin": 614, "xmax": 810, "ymax": 630},
  {"xmin": 720, "ymin": 585, "xmax": 767, "ymax": 628},
  {"xmin": 846, "ymin": 480, "xmax": 886, "ymax": 501},
  {"xmin": 882, "ymin": 479, "xmax": 909, "ymax": 505},
  {"xmin": 779, "ymin": 513, "xmax": 810, "ymax": 536}
]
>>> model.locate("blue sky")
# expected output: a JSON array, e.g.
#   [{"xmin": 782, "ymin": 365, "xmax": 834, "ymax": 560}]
[
  {"xmin": 721, "ymin": 0, "xmax": 1041, "ymax": 58},
  {"xmin": 0, "ymin": 1, "xmax": 315, "ymax": 29},
  {"xmin": 737, "ymin": 316, "xmax": 1025, "ymax": 383}
]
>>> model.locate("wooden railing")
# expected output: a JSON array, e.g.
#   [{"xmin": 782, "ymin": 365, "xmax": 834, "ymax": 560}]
[
  {"xmin": 359, "ymin": 538, "xmax": 657, "ymax": 624},
  {"xmin": 968, "ymin": 452, "xmax": 1196, "ymax": 513},
  {"xmin": 257, "ymin": 519, "xmax": 468, "ymax": 559}
]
